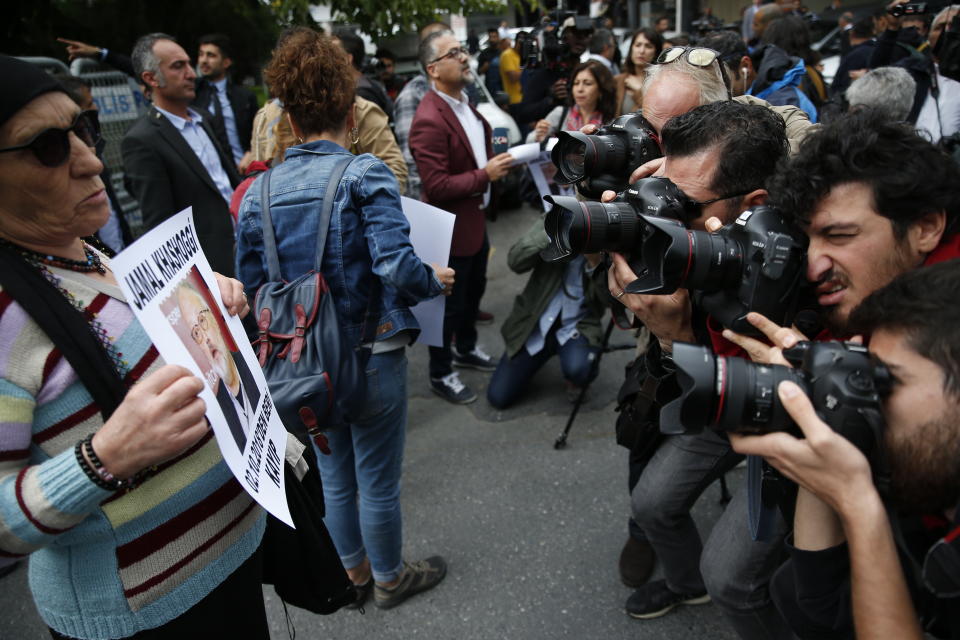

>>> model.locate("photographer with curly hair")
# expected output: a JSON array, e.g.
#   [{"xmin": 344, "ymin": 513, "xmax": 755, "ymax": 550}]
[
  {"xmin": 718, "ymin": 108, "xmax": 960, "ymax": 640},
  {"xmin": 236, "ymin": 31, "xmax": 454, "ymax": 610}
]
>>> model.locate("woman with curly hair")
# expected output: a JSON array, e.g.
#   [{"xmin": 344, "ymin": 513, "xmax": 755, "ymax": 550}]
[
  {"xmin": 236, "ymin": 31, "xmax": 454, "ymax": 610},
  {"xmin": 614, "ymin": 28, "xmax": 664, "ymax": 116},
  {"xmin": 527, "ymin": 59, "xmax": 617, "ymax": 142}
]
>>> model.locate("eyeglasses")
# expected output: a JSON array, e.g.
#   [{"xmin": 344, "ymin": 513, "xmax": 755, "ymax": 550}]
[
  {"xmin": 190, "ymin": 309, "xmax": 214, "ymax": 344},
  {"xmin": 429, "ymin": 46, "xmax": 469, "ymax": 65},
  {"xmin": 656, "ymin": 46, "xmax": 732, "ymax": 99},
  {"xmin": 0, "ymin": 110, "xmax": 101, "ymax": 168}
]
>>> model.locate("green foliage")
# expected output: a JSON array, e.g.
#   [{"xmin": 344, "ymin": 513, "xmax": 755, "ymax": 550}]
[{"xmin": 329, "ymin": 0, "xmax": 511, "ymax": 40}]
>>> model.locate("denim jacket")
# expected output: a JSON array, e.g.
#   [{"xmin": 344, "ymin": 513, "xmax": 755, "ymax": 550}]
[{"xmin": 236, "ymin": 140, "xmax": 443, "ymax": 347}]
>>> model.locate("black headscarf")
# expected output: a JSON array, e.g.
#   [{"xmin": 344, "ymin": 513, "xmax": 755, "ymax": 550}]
[{"xmin": 0, "ymin": 55, "xmax": 68, "ymax": 130}]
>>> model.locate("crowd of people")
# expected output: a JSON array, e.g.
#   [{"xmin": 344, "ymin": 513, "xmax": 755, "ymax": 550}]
[{"xmin": 1, "ymin": 1, "xmax": 960, "ymax": 638}]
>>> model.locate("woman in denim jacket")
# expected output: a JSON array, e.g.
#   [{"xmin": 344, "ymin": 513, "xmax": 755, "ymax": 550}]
[{"xmin": 236, "ymin": 30, "xmax": 454, "ymax": 610}]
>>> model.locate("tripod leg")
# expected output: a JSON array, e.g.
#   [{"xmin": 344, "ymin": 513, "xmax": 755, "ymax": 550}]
[{"xmin": 554, "ymin": 316, "xmax": 616, "ymax": 449}]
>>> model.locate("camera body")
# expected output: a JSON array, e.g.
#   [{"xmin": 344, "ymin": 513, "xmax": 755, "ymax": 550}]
[
  {"xmin": 552, "ymin": 113, "xmax": 663, "ymax": 198},
  {"xmin": 663, "ymin": 341, "xmax": 889, "ymax": 459},
  {"xmin": 888, "ymin": 2, "xmax": 927, "ymax": 17},
  {"xmin": 626, "ymin": 204, "xmax": 809, "ymax": 335}
]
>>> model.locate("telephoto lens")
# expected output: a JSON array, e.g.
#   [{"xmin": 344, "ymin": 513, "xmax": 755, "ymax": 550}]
[
  {"xmin": 551, "ymin": 113, "xmax": 662, "ymax": 198},
  {"xmin": 540, "ymin": 177, "xmax": 697, "ymax": 263},
  {"xmin": 660, "ymin": 341, "xmax": 891, "ymax": 458},
  {"xmin": 660, "ymin": 343, "xmax": 799, "ymax": 435}
]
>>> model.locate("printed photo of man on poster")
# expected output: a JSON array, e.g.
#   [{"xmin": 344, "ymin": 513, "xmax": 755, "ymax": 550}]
[{"xmin": 161, "ymin": 266, "xmax": 260, "ymax": 452}]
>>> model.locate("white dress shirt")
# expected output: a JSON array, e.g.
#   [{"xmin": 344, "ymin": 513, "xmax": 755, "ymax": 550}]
[{"xmin": 433, "ymin": 86, "xmax": 490, "ymax": 207}]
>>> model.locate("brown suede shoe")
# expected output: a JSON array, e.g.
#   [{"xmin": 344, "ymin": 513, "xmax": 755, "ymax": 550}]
[{"xmin": 374, "ymin": 556, "xmax": 447, "ymax": 610}]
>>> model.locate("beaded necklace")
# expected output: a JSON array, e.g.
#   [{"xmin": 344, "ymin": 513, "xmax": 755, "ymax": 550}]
[
  {"xmin": 0, "ymin": 237, "xmax": 106, "ymax": 274},
  {"xmin": 1, "ymin": 238, "xmax": 129, "ymax": 377}
]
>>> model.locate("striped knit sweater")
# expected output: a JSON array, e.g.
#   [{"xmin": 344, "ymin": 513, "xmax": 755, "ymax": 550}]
[{"xmin": 0, "ymin": 266, "xmax": 264, "ymax": 639}]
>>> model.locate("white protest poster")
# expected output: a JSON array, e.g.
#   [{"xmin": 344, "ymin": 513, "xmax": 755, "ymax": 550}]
[
  {"xmin": 527, "ymin": 147, "xmax": 575, "ymax": 204},
  {"xmin": 111, "ymin": 208, "xmax": 293, "ymax": 526},
  {"xmin": 400, "ymin": 197, "xmax": 456, "ymax": 346}
]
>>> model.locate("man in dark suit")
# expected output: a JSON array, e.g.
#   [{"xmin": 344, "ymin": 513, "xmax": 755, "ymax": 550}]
[
  {"xmin": 193, "ymin": 33, "xmax": 258, "ymax": 173},
  {"xmin": 409, "ymin": 30, "xmax": 514, "ymax": 404},
  {"xmin": 122, "ymin": 33, "xmax": 241, "ymax": 276},
  {"xmin": 177, "ymin": 282, "xmax": 260, "ymax": 452}
]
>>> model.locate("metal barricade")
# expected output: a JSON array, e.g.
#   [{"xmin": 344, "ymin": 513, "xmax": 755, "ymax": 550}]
[{"xmin": 70, "ymin": 58, "xmax": 150, "ymax": 235}]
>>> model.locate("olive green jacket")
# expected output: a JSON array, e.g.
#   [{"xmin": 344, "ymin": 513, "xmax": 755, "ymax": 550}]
[{"xmin": 500, "ymin": 217, "xmax": 608, "ymax": 357}]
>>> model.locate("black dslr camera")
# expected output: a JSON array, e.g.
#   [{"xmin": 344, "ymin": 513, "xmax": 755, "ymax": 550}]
[
  {"xmin": 662, "ymin": 340, "xmax": 890, "ymax": 457},
  {"xmin": 519, "ymin": 11, "xmax": 594, "ymax": 73},
  {"xmin": 541, "ymin": 180, "xmax": 808, "ymax": 334},
  {"xmin": 551, "ymin": 113, "xmax": 663, "ymax": 198},
  {"xmin": 541, "ymin": 176, "xmax": 696, "ymax": 263},
  {"xmin": 626, "ymin": 205, "xmax": 808, "ymax": 335}
]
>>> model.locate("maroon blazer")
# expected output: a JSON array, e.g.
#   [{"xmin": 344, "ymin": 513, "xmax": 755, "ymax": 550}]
[{"xmin": 409, "ymin": 89, "xmax": 493, "ymax": 257}]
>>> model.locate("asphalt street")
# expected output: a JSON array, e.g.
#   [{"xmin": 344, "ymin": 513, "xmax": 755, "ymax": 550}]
[{"xmin": 0, "ymin": 202, "xmax": 741, "ymax": 640}]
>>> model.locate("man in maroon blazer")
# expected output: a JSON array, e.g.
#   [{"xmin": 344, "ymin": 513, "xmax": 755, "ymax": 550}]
[{"xmin": 409, "ymin": 30, "xmax": 514, "ymax": 404}]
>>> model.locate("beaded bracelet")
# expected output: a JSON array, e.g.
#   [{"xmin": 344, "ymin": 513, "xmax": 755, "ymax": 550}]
[
  {"xmin": 74, "ymin": 439, "xmax": 118, "ymax": 492},
  {"xmin": 76, "ymin": 435, "xmax": 151, "ymax": 492}
]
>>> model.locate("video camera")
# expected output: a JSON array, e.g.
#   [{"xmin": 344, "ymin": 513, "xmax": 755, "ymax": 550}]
[
  {"xmin": 888, "ymin": 2, "xmax": 927, "ymax": 17},
  {"xmin": 662, "ymin": 340, "xmax": 890, "ymax": 456},
  {"xmin": 519, "ymin": 11, "xmax": 594, "ymax": 74},
  {"xmin": 551, "ymin": 113, "xmax": 663, "ymax": 198},
  {"xmin": 541, "ymin": 179, "xmax": 809, "ymax": 334}
]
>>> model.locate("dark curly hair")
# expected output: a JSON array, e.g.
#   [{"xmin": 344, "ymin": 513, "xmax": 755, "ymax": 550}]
[
  {"xmin": 769, "ymin": 109, "xmax": 960, "ymax": 238},
  {"xmin": 850, "ymin": 260, "xmax": 960, "ymax": 396},
  {"xmin": 569, "ymin": 60, "xmax": 616, "ymax": 122},
  {"xmin": 263, "ymin": 30, "xmax": 355, "ymax": 137},
  {"xmin": 662, "ymin": 101, "xmax": 788, "ymax": 214},
  {"xmin": 623, "ymin": 28, "xmax": 663, "ymax": 76}
]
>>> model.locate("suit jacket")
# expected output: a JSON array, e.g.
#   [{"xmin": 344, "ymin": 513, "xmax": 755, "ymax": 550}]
[
  {"xmin": 408, "ymin": 89, "xmax": 493, "ymax": 257},
  {"xmin": 121, "ymin": 106, "xmax": 241, "ymax": 275},
  {"xmin": 214, "ymin": 349, "xmax": 261, "ymax": 452},
  {"xmin": 193, "ymin": 78, "xmax": 259, "ymax": 160}
]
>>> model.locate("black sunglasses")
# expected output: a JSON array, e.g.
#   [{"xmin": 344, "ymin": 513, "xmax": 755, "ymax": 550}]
[{"xmin": 0, "ymin": 110, "xmax": 101, "ymax": 168}]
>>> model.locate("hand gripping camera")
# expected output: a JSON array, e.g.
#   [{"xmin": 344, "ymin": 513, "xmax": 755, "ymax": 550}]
[
  {"xmin": 551, "ymin": 113, "xmax": 663, "ymax": 198},
  {"xmin": 663, "ymin": 339, "xmax": 892, "ymax": 539}
]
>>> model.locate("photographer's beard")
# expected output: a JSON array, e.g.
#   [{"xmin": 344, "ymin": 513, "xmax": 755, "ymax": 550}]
[{"xmin": 885, "ymin": 401, "xmax": 960, "ymax": 514}]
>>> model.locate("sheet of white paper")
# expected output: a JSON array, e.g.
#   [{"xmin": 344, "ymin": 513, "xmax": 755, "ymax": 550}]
[
  {"xmin": 508, "ymin": 142, "xmax": 543, "ymax": 164},
  {"xmin": 111, "ymin": 208, "xmax": 293, "ymax": 526},
  {"xmin": 527, "ymin": 149, "xmax": 575, "ymax": 204},
  {"xmin": 400, "ymin": 197, "xmax": 456, "ymax": 346}
]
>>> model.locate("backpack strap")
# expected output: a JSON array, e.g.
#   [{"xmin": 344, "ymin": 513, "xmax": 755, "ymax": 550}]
[
  {"xmin": 257, "ymin": 168, "xmax": 282, "ymax": 283},
  {"xmin": 313, "ymin": 156, "xmax": 354, "ymax": 272}
]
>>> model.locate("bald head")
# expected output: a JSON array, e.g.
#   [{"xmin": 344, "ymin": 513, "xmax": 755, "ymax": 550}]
[{"xmin": 643, "ymin": 72, "xmax": 702, "ymax": 133}]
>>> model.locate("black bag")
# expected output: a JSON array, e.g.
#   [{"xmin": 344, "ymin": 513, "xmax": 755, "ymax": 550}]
[
  {"xmin": 252, "ymin": 156, "xmax": 374, "ymax": 450},
  {"xmin": 261, "ymin": 442, "xmax": 355, "ymax": 614}
]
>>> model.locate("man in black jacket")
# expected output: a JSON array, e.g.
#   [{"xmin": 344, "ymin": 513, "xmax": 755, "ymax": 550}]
[
  {"xmin": 192, "ymin": 33, "xmax": 258, "ymax": 173},
  {"xmin": 121, "ymin": 33, "xmax": 240, "ymax": 276}
]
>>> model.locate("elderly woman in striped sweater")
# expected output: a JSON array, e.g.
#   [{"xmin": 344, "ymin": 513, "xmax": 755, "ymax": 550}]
[{"xmin": 0, "ymin": 56, "xmax": 267, "ymax": 639}]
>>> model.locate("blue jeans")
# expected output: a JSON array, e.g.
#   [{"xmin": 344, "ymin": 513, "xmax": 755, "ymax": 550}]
[
  {"xmin": 486, "ymin": 329, "xmax": 600, "ymax": 409},
  {"xmin": 315, "ymin": 349, "xmax": 407, "ymax": 583}
]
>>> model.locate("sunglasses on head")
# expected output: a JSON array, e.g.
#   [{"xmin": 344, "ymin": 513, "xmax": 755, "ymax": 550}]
[
  {"xmin": 656, "ymin": 46, "xmax": 732, "ymax": 99},
  {"xmin": 0, "ymin": 109, "xmax": 101, "ymax": 168}
]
